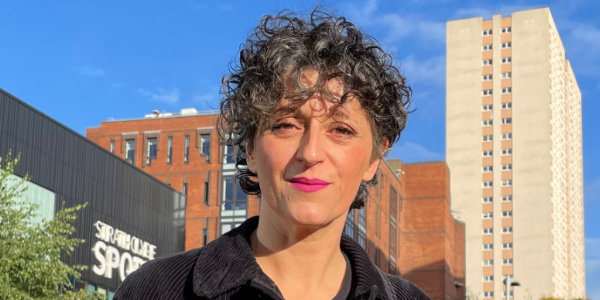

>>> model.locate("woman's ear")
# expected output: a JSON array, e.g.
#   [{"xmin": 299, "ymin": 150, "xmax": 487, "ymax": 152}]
[
  {"xmin": 362, "ymin": 138, "xmax": 389, "ymax": 181},
  {"xmin": 246, "ymin": 142, "xmax": 256, "ymax": 174}
]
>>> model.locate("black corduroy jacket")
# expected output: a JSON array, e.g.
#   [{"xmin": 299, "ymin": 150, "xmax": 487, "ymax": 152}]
[{"xmin": 114, "ymin": 216, "xmax": 430, "ymax": 300}]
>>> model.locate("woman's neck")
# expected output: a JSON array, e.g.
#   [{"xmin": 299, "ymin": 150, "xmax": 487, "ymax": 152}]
[{"xmin": 251, "ymin": 212, "xmax": 348, "ymax": 300}]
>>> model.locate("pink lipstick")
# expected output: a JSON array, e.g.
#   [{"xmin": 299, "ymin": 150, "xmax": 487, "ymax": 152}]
[{"xmin": 288, "ymin": 177, "xmax": 330, "ymax": 192}]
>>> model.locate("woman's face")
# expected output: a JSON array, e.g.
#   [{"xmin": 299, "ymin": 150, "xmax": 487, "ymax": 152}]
[{"xmin": 246, "ymin": 70, "xmax": 381, "ymax": 228}]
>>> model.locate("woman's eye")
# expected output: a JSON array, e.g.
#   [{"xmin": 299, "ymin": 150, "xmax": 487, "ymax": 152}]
[
  {"xmin": 271, "ymin": 122, "xmax": 296, "ymax": 131},
  {"xmin": 332, "ymin": 126, "xmax": 356, "ymax": 137},
  {"xmin": 270, "ymin": 122, "xmax": 301, "ymax": 137}
]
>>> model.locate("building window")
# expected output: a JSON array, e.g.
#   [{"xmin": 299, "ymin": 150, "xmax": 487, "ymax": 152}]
[
  {"xmin": 183, "ymin": 182, "xmax": 188, "ymax": 199},
  {"xmin": 502, "ymin": 117, "xmax": 512, "ymax": 124},
  {"xmin": 224, "ymin": 145, "xmax": 235, "ymax": 164},
  {"xmin": 482, "ymin": 212, "xmax": 493, "ymax": 219},
  {"xmin": 502, "ymin": 41, "xmax": 512, "ymax": 48},
  {"xmin": 482, "ymin": 165, "xmax": 493, "ymax": 172},
  {"xmin": 202, "ymin": 227, "xmax": 208, "ymax": 247},
  {"xmin": 125, "ymin": 139, "xmax": 135, "ymax": 164},
  {"xmin": 502, "ymin": 72, "xmax": 512, "ymax": 79},
  {"xmin": 502, "ymin": 87, "xmax": 512, "ymax": 94},
  {"xmin": 483, "ymin": 275, "xmax": 494, "ymax": 282},
  {"xmin": 482, "ymin": 104, "xmax": 493, "ymax": 111},
  {"xmin": 482, "ymin": 196, "xmax": 493, "ymax": 203},
  {"xmin": 502, "ymin": 180, "xmax": 512, "ymax": 186},
  {"xmin": 200, "ymin": 134, "xmax": 211, "ymax": 159},
  {"xmin": 502, "ymin": 27, "xmax": 511, "ymax": 33},
  {"xmin": 482, "ymin": 44, "xmax": 493, "ymax": 51},
  {"xmin": 482, "ymin": 59, "xmax": 493, "ymax": 66},
  {"xmin": 184, "ymin": 135, "xmax": 190, "ymax": 163},
  {"xmin": 222, "ymin": 176, "xmax": 246, "ymax": 211},
  {"xmin": 502, "ymin": 148, "xmax": 512, "ymax": 155},
  {"xmin": 482, "ymin": 74, "xmax": 493, "ymax": 81},
  {"xmin": 502, "ymin": 242, "xmax": 513, "ymax": 249},
  {"xmin": 482, "ymin": 181, "xmax": 493, "ymax": 188},
  {"xmin": 483, "ymin": 259, "xmax": 493, "ymax": 265},
  {"xmin": 503, "ymin": 291, "xmax": 514, "ymax": 298},
  {"xmin": 502, "ymin": 56, "xmax": 512, "ymax": 64},
  {"xmin": 109, "ymin": 139, "xmax": 115, "ymax": 153},
  {"xmin": 502, "ymin": 211, "xmax": 513, "ymax": 218},
  {"xmin": 221, "ymin": 175, "xmax": 248, "ymax": 234},
  {"xmin": 502, "ymin": 102, "xmax": 512, "ymax": 109},
  {"xmin": 344, "ymin": 210, "xmax": 356, "ymax": 239},
  {"xmin": 167, "ymin": 136, "xmax": 173, "ymax": 164},
  {"xmin": 482, "ymin": 119, "xmax": 493, "ymax": 126},
  {"xmin": 358, "ymin": 208, "xmax": 366, "ymax": 248},
  {"xmin": 482, "ymin": 150, "xmax": 493, "ymax": 157},
  {"xmin": 482, "ymin": 243, "xmax": 493, "ymax": 250},
  {"xmin": 502, "ymin": 195, "xmax": 513, "ymax": 202},
  {"xmin": 204, "ymin": 178, "xmax": 210, "ymax": 206},
  {"xmin": 482, "ymin": 228, "xmax": 493, "ymax": 235},
  {"xmin": 482, "ymin": 29, "xmax": 493, "ymax": 36},
  {"xmin": 502, "ymin": 133, "xmax": 512, "ymax": 140},
  {"xmin": 484, "ymin": 291, "xmax": 494, "ymax": 298},
  {"xmin": 483, "ymin": 135, "xmax": 493, "ymax": 141},
  {"xmin": 389, "ymin": 187, "xmax": 398, "ymax": 223},
  {"xmin": 502, "ymin": 226, "xmax": 513, "ymax": 233},
  {"xmin": 482, "ymin": 89, "xmax": 493, "ymax": 96},
  {"xmin": 503, "ymin": 258, "xmax": 514, "ymax": 265},
  {"xmin": 502, "ymin": 164, "xmax": 512, "ymax": 171},
  {"xmin": 146, "ymin": 137, "xmax": 157, "ymax": 166}
]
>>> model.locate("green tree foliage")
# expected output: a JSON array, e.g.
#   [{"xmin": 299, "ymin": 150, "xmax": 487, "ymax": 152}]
[{"xmin": 0, "ymin": 152, "xmax": 97, "ymax": 299}]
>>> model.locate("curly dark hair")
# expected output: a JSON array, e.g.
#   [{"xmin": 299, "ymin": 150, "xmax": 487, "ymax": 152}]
[{"xmin": 218, "ymin": 8, "xmax": 411, "ymax": 209}]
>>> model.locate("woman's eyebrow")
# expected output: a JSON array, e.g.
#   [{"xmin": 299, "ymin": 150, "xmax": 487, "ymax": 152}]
[{"xmin": 272, "ymin": 106, "xmax": 299, "ymax": 118}]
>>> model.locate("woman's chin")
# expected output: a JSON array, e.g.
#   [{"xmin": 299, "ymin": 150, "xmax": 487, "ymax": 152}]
[{"xmin": 285, "ymin": 205, "xmax": 343, "ymax": 228}]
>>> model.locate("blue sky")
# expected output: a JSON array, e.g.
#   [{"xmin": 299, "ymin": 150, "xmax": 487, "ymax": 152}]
[{"xmin": 1, "ymin": 0, "xmax": 598, "ymax": 297}]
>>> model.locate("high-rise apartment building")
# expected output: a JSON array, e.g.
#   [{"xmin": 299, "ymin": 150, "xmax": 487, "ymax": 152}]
[{"xmin": 446, "ymin": 7, "xmax": 584, "ymax": 299}]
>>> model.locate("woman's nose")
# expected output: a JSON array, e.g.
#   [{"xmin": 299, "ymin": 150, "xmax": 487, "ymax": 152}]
[{"xmin": 295, "ymin": 121, "xmax": 325, "ymax": 166}]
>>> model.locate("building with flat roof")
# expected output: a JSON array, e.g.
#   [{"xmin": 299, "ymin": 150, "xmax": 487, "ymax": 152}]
[
  {"xmin": 0, "ymin": 88, "xmax": 185, "ymax": 299},
  {"xmin": 446, "ymin": 7, "xmax": 585, "ymax": 299},
  {"xmin": 86, "ymin": 109, "xmax": 228, "ymax": 250}
]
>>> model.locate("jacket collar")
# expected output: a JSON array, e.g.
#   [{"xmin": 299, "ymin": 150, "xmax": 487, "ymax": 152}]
[{"xmin": 192, "ymin": 216, "xmax": 391, "ymax": 299}]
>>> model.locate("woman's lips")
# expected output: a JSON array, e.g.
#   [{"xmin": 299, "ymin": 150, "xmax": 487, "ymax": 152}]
[{"xmin": 288, "ymin": 177, "xmax": 330, "ymax": 192}]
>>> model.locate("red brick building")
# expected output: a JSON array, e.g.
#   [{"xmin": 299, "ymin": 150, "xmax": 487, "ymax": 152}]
[
  {"xmin": 396, "ymin": 161, "xmax": 466, "ymax": 300},
  {"xmin": 87, "ymin": 109, "xmax": 464, "ymax": 299},
  {"xmin": 86, "ymin": 109, "xmax": 224, "ymax": 250}
]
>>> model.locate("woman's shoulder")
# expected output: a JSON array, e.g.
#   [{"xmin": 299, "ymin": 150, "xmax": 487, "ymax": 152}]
[
  {"xmin": 381, "ymin": 273, "xmax": 431, "ymax": 300},
  {"xmin": 113, "ymin": 248, "xmax": 202, "ymax": 300}
]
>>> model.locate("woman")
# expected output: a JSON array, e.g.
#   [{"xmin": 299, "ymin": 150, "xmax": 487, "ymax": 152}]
[{"xmin": 115, "ymin": 9, "xmax": 429, "ymax": 300}]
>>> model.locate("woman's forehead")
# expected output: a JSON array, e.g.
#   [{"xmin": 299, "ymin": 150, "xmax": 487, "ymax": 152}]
[{"xmin": 298, "ymin": 67, "xmax": 345, "ymax": 98}]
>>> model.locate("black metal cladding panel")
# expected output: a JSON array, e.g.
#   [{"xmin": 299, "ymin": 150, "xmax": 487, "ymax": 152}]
[{"xmin": 0, "ymin": 89, "xmax": 185, "ymax": 291}]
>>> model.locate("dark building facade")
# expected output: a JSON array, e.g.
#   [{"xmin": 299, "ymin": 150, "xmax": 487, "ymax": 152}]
[{"xmin": 0, "ymin": 89, "xmax": 185, "ymax": 298}]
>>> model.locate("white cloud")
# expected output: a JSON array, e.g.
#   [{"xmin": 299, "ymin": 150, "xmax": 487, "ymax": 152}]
[
  {"xmin": 387, "ymin": 141, "xmax": 443, "ymax": 163},
  {"xmin": 570, "ymin": 25, "xmax": 600, "ymax": 52},
  {"xmin": 587, "ymin": 237, "xmax": 600, "ymax": 260},
  {"xmin": 379, "ymin": 14, "xmax": 445, "ymax": 44},
  {"xmin": 451, "ymin": 4, "xmax": 537, "ymax": 20},
  {"xmin": 192, "ymin": 92, "xmax": 219, "ymax": 109},
  {"xmin": 342, "ymin": 0, "xmax": 445, "ymax": 45},
  {"xmin": 138, "ymin": 87, "xmax": 179, "ymax": 104},
  {"xmin": 585, "ymin": 177, "xmax": 600, "ymax": 204},
  {"xmin": 400, "ymin": 54, "xmax": 445, "ymax": 87},
  {"xmin": 562, "ymin": 21, "xmax": 600, "ymax": 78},
  {"xmin": 75, "ymin": 65, "xmax": 105, "ymax": 77},
  {"xmin": 451, "ymin": 7, "xmax": 494, "ymax": 20}
]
